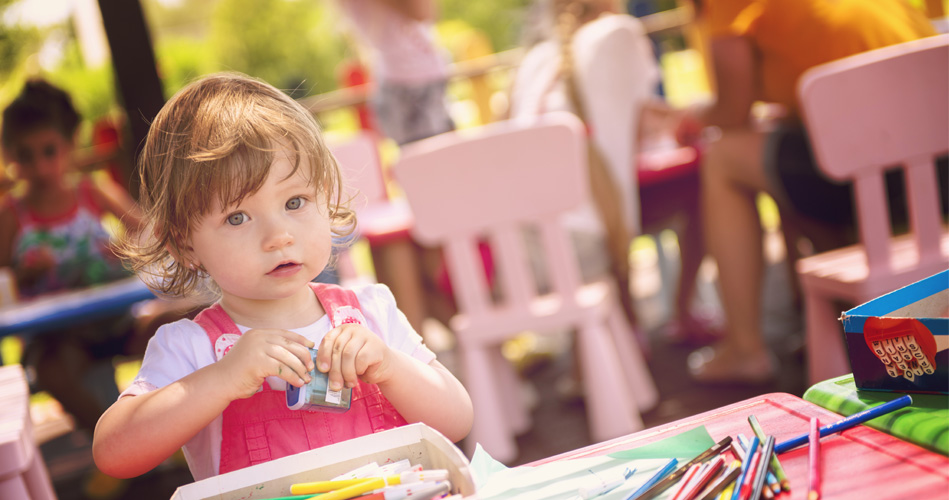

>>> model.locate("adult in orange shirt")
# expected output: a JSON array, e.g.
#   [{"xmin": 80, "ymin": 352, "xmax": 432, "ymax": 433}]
[{"xmin": 675, "ymin": 0, "xmax": 937, "ymax": 383}]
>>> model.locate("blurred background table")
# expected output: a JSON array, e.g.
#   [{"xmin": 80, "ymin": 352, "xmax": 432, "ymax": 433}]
[
  {"xmin": 804, "ymin": 373, "xmax": 949, "ymax": 455},
  {"xmin": 0, "ymin": 277, "xmax": 155, "ymax": 341}
]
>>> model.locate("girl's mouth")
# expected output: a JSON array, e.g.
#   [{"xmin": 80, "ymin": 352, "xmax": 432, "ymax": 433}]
[{"xmin": 268, "ymin": 261, "xmax": 302, "ymax": 276}]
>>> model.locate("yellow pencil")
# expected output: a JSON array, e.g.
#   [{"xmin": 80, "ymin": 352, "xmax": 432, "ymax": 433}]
[
  {"xmin": 291, "ymin": 469, "xmax": 449, "ymax": 495},
  {"xmin": 291, "ymin": 478, "xmax": 374, "ymax": 495},
  {"xmin": 303, "ymin": 477, "xmax": 387, "ymax": 500}
]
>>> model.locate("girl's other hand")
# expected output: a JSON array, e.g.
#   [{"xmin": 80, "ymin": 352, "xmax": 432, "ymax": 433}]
[
  {"xmin": 316, "ymin": 324, "xmax": 392, "ymax": 391},
  {"xmin": 216, "ymin": 329, "xmax": 315, "ymax": 399}
]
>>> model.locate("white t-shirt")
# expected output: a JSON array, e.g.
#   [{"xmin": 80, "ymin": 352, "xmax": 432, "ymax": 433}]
[
  {"xmin": 120, "ymin": 283, "xmax": 436, "ymax": 481},
  {"xmin": 509, "ymin": 14, "xmax": 660, "ymax": 238}
]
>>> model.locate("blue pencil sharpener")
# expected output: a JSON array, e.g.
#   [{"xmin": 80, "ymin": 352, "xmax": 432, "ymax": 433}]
[{"xmin": 286, "ymin": 348, "xmax": 352, "ymax": 412}]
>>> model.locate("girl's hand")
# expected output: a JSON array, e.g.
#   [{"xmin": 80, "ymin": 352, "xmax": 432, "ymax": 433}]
[
  {"xmin": 216, "ymin": 329, "xmax": 315, "ymax": 399},
  {"xmin": 316, "ymin": 324, "xmax": 393, "ymax": 391}
]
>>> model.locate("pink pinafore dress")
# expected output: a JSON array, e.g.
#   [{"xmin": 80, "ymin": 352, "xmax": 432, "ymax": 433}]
[{"xmin": 194, "ymin": 283, "xmax": 408, "ymax": 474}]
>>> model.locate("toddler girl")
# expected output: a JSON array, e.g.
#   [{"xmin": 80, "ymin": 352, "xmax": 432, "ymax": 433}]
[{"xmin": 92, "ymin": 73, "xmax": 473, "ymax": 480}]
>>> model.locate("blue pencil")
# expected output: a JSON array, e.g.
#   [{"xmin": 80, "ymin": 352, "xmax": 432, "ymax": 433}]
[
  {"xmin": 624, "ymin": 458, "xmax": 678, "ymax": 500},
  {"xmin": 730, "ymin": 436, "xmax": 759, "ymax": 500},
  {"xmin": 775, "ymin": 395, "xmax": 913, "ymax": 454}
]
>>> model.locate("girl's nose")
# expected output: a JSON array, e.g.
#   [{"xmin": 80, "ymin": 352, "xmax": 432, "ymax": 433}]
[{"xmin": 263, "ymin": 223, "xmax": 294, "ymax": 251}]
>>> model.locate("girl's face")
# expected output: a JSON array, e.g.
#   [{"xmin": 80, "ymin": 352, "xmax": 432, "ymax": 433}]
[
  {"xmin": 186, "ymin": 149, "xmax": 333, "ymax": 308},
  {"xmin": 7, "ymin": 127, "xmax": 73, "ymax": 190}
]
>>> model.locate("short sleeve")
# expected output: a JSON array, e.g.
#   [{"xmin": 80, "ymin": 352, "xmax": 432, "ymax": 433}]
[
  {"xmin": 119, "ymin": 318, "xmax": 214, "ymax": 398},
  {"xmin": 352, "ymin": 283, "xmax": 437, "ymax": 364}
]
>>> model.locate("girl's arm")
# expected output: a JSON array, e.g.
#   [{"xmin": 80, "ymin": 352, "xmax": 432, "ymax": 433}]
[
  {"xmin": 317, "ymin": 324, "xmax": 473, "ymax": 443},
  {"xmin": 375, "ymin": 356, "xmax": 473, "ymax": 443},
  {"xmin": 93, "ymin": 328, "xmax": 315, "ymax": 478},
  {"xmin": 92, "ymin": 362, "xmax": 235, "ymax": 478},
  {"xmin": 87, "ymin": 175, "xmax": 145, "ymax": 236}
]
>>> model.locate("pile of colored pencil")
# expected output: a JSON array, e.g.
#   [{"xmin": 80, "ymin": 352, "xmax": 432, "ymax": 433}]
[
  {"xmin": 625, "ymin": 395, "xmax": 912, "ymax": 500},
  {"xmin": 257, "ymin": 460, "xmax": 456, "ymax": 500}
]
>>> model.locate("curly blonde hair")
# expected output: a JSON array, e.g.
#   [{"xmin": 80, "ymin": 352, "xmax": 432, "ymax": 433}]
[{"xmin": 121, "ymin": 72, "xmax": 355, "ymax": 297}]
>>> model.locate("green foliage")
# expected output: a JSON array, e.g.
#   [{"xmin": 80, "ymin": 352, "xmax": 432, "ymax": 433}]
[
  {"xmin": 46, "ymin": 40, "xmax": 116, "ymax": 123},
  {"xmin": 209, "ymin": 0, "xmax": 348, "ymax": 96},
  {"xmin": 154, "ymin": 37, "xmax": 216, "ymax": 97},
  {"xmin": 439, "ymin": 0, "xmax": 533, "ymax": 52}
]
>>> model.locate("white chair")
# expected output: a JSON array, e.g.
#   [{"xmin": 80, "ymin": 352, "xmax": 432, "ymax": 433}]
[
  {"xmin": 796, "ymin": 34, "xmax": 949, "ymax": 384},
  {"xmin": 393, "ymin": 113, "xmax": 658, "ymax": 462}
]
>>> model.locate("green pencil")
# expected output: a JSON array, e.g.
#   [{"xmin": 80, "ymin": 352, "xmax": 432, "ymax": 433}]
[{"xmin": 748, "ymin": 415, "xmax": 790, "ymax": 491}]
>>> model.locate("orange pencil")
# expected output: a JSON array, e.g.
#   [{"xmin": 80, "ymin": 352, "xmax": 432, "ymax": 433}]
[{"xmin": 809, "ymin": 417, "xmax": 822, "ymax": 500}]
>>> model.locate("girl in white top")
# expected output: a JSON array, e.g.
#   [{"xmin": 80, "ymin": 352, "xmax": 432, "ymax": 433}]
[{"xmin": 92, "ymin": 73, "xmax": 472, "ymax": 481}]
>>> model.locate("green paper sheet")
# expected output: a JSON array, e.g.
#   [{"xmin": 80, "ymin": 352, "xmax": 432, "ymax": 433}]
[
  {"xmin": 472, "ymin": 426, "xmax": 717, "ymax": 499},
  {"xmin": 607, "ymin": 425, "xmax": 716, "ymax": 461}
]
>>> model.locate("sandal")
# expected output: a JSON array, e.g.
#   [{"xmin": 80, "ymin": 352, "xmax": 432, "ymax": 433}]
[{"xmin": 687, "ymin": 345, "xmax": 777, "ymax": 385}]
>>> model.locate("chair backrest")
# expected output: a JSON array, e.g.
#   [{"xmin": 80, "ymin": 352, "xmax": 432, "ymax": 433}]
[
  {"xmin": 393, "ymin": 113, "xmax": 589, "ymax": 317},
  {"xmin": 329, "ymin": 132, "xmax": 387, "ymax": 212},
  {"xmin": 798, "ymin": 34, "xmax": 949, "ymax": 280}
]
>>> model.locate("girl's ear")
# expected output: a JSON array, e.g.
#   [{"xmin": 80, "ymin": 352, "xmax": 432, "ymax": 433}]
[{"xmin": 164, "ymin": 236, "xmax": 198, "ymax": 270}]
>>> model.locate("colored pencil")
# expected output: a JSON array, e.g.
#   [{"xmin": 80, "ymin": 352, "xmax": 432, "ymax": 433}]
[
  {"xmin": 679, "ymin": 456, "xmax": 725, "ymax": 500},
  {"xmin": 633, "ymin": 436, "xmax": 734, "ymax": 500},
  {"xmin": 809, "ymin": 417, "xmax": 822, "ymax": 500},
  {"xmin": 775, "ymin": 395, "xmax": 913, "ymax": 453},
  {"xmin": 670, "ymin": 464, "xmax": 703, "ymax": 500},
  {"xmin": 749, "ymin": 436, "xmax": 775, "ymax": 500},
  {"xmin": 625, "ymin": 458, "xmax": 678, "ymax": 500},
  {"xmin": 716, "ymin": 482, "xmax": 735, "ymax": 500},
  {"xmin": 735, "ymin": 435, "xmax": 776, "ymax": 499},
  {"xmin": 698, "ymin": 461, "xmax": 742, "ymax": 500},
  {"xmin": 730, "ymin": 436, "xmax": 758, "ymax": 500},
  {"xmin": 735, "ymin": 450, "xmax": 761, "ymax": 500},
  {"xmin": 747, "ymin": 415, "xmax": 791, "ymax": 491}
]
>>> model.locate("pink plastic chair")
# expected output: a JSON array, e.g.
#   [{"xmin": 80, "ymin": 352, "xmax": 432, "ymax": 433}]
[
  {"xmin": 328, "ymin": 133, "xmax": 426, "ymax": 330},
  {"xmin": 796, "ymin": 34, "xmax": 949, "ymax": 384},
  {"xmin": 393, "ymin": 112, "xmax": 658, "ymax": 462},
  {"xmin": 0, "ymin": 365, "xmax": 56, "ymax": 500}
]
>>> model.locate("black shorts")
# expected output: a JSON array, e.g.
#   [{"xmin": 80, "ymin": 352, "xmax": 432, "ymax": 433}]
[{"xmin": 765, "ymin": 126, "xmax": 948, "ymax": 229}]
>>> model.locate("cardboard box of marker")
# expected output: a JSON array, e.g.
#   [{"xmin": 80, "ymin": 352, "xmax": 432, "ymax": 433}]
[
  {"xmin": 170, "ymin": 423, "xmax": 477, "ymax": 500},
  {"xmin": 840, "ymin": 270, "xmax": 949, "ymax": 394}
]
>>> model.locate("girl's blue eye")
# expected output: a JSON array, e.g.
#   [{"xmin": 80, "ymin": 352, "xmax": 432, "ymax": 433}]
[
  {"xmin": 226, "ymin": 213, "xmax": 247, "ymax": 226},
  {"xmin": 286, "ymin": 197, "xmax": 304, "ymax": 210}
]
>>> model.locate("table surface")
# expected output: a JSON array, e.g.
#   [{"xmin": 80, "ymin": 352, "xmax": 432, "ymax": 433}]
[
  {"xmin": 804, "ymin": 374, "xmax": 948, "ymax": 455},
  {"xmin": 529, "ymin": 392, "xmax": 949, "ymax": 499},
  {"xmin": 0, "ymin": 277, "xmax": 155, "ymax": 338}
]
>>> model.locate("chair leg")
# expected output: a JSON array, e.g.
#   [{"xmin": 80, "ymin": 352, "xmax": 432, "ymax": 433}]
[
  {"xmin": 0, "ymin": 475, "xmax": 30, "ymax": 500},
  {"xmin": 460, "ymin": 344, "xmax": 518, "ymax": 463},
  {"xmin": 24, "ymin": 450, "xmax": 55, "ymax": 500},
  {"xmin": 804, "ymin": 290, "xmax": 851, "ymax": 384},
  {"xmin": 607, "ymin": 305, "xmax": 659, "ymax": 413},
  {"xmin": 576, "ymin": 319, "xmax": 643, "ymax": 442},
  {"xmin": 491, "ymin": 348, "xmax": 532, "ymax": 435}
]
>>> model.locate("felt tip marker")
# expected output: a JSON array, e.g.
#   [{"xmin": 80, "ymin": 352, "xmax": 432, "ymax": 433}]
[{"xmin": 578, "ymin": 467, "xmax": 636, "ymax": 499}]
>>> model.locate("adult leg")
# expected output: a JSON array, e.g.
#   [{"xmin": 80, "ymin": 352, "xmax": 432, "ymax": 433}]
[{"xmin": 688, "ymin": 128, "xmax": 776, "ymax": 382}]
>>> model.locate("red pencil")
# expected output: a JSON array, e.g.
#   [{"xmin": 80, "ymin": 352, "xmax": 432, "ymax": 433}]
[
  {"xmin": 809, "ymin": 417, "xmax": 822, "ymax": 500},
  {"xmin": 680, "ymin": 455, "xmax": 726, "ymax": 500},
  {"xmin": 670, "ymin": 463, "xmax": 703, "ymax": 500}
]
